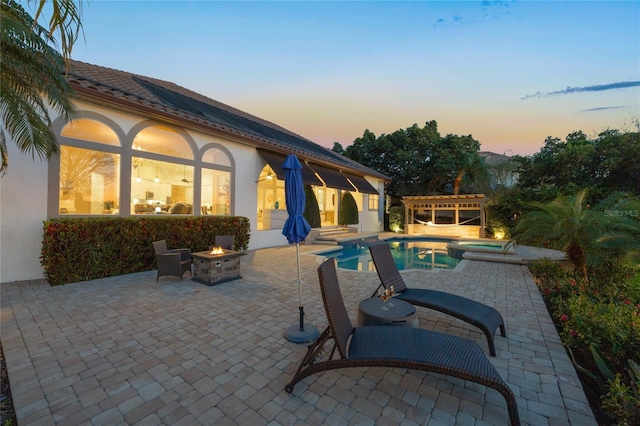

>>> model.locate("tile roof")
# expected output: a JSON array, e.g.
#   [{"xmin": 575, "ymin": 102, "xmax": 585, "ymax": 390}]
[
  {"xmin": 479, "ymin": 151, "xmax": 515, "ymax": 166},
  {"xmin": 66, "ymin": 60, "xmax": 389, "ymax": 181}
]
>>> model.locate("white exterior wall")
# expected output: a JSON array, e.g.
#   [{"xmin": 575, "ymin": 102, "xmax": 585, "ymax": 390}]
[
  {"xmin": 0, "ymin": 102, "xmax": 385, "ymax": 283},
  {"xmin": 359, "ymin": 181, "xmax": 385, "ymax": 233},
  {"xmin": 0, "ymin": 141, "xmax": 49, "ymax": 282}
]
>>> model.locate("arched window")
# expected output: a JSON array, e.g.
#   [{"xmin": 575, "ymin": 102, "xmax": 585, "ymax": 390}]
[
  {"xmin": 130, "ymin": 125, "xmax": 195, "ymax": 215},
  {"xmin": 256, "ymin": 165, "xmax": 287, "ymax": 230},
  {"xmin": 132, "ymin": 125, "xmax": 193, "ymax": 159},
  {"xmin": 58, "ymin": 118, "xmax": 121, "ymax": 215},
  {"xmin": 61, "ymin": 118, "xmax": 120, "ymax": 146},
  {"xmin": 201, "ymin": 146, "xmax": 232, "ymax": 215},
  {"xmin": 54, "ymin": 116, "xmax": 236, "ymax": 217}
]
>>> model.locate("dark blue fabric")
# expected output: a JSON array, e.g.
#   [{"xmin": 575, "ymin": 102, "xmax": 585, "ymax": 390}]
[{"xmin": 282, "ymin": 154, "xmax": 311, "ymax": 244}]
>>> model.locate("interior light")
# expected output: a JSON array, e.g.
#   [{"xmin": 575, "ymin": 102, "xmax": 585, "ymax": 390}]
[{"xmin": 256, "ymin": 171, "xmax": 275, "ymax": 183}]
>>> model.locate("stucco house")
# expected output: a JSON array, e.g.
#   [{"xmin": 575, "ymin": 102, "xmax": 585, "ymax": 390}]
[
  {"xmin": 479, "ymin": 151, "xmax": 519, "ymax": 189},
  {"xmin": 0, "ymin": 60, "xmax": 389, "ymax": 283}
]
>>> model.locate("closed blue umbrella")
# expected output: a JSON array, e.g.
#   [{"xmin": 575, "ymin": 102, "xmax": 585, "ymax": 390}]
[{"xmin": 282, "ymin": 154, "xmax": 319, "ymax": 343}]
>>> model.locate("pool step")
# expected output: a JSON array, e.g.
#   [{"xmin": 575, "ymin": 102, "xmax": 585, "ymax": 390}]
[
  {"xmin": 462, "ymin": 252, "xmax": 528, "ymax": 265},
  {"xmin": 306, "ymin": 228, "xmax": 350, "ymax": 245},
  {"xmin": 311, "ymin": 228, "xmax": 381, "ymax": 245}
]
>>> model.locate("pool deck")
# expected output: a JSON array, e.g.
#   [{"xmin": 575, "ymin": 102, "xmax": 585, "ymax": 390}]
[{"xmin": 1, "ymin": 244, "xmax": 595, "ymax": 425}]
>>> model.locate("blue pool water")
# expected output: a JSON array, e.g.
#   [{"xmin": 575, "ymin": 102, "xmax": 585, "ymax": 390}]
[
  {"xmin": 458, "ymin": 243, "xmax": 503, "ymax": 250},
  {"xmin": 319, "ymin": 237, "xmax": 461, "ymax": 271}
]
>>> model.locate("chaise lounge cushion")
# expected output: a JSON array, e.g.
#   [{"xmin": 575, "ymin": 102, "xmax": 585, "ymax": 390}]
[{"xmin": 369, "ymin": 243, "xmax": 506, "ymax": 356}]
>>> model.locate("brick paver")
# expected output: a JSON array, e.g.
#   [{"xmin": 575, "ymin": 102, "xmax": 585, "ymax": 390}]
[{"xmin": 1, "ymin": 243, "xmax": 596, "ymax": 425}]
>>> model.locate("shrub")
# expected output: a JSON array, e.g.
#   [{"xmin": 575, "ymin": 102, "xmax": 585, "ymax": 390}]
[
  {"xmin": 339, "ymin": 192, "xmax": 358, "ymax": 225},
  {"xmin": 42, "ymin": 216, "xmax": 250, "ymax": 285},
  {"xmin": 602, "ymin": 370, "xmax": 640, "ymax": 425},
  {"xmin": 388, "ymin": 206, "xmax": 404, "ymax": 232},
  {"xmin": 529, "ymin": 258, "xmax": 640, "ymax": 424},
  {"xmin": 528, "ymin": 259, "xmax": 574, "ymax": 302},
  {"xmin": 588, "ymin": 261, "xmax": 640, "ymax": 304},
  {"xmin": 560, "ymin": 295, "xmax": 640, "ymax": 363},
  {"xmin": 303, "ymin": 185, "xmax": 321, "ymax": 228}
]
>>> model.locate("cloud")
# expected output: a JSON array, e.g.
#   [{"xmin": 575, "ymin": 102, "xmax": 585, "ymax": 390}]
[
  {"xmin": 580, "ymin": 106, "xmax": 630, "ymax": 112},
  {"xmin": 522, "ymin": 81, "xmax": 640, "ymax": 100}
]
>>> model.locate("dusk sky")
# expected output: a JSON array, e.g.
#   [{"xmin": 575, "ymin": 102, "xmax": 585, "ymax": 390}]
[{"xmin": 54, "ymin": 1, "xmax": 639, "ymax": 156}]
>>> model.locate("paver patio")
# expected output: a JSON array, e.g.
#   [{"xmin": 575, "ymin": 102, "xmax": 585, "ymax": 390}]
[{"xmin": 1, "ymin": 244, "xmax": 596, "ymax": 425}]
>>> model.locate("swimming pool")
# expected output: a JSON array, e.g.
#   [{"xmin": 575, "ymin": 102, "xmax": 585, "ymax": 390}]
[{"xmin": 316, "ymin": 238, "xmax": 461, "ymax": 271}]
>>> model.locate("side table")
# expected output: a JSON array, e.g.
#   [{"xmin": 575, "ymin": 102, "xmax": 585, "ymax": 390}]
[{"xmin": 357, "ymin": 297, "xmax": 419, "ymax": 328}]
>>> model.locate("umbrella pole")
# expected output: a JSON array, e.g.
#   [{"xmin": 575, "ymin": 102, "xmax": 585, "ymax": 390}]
[
  {"xmin": 284, "ymin": 242, "xmax": 319, "ymax": 343},
  {"xmin": 296, "ymin": 243, "xmax": 304, "ymax": 330}
]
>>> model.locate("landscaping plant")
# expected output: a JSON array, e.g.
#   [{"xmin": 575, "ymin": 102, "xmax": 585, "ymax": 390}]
[
  {"xmin": 388, "ymin": 205, "xmax": 404, "ymax": 233},
  {"xmin": 338, "ymin": 191, "xmax": 359, "ymax": 226},
  {"xmin": 528, "ymin": 258, "xmax": 640, "ymax": 424},
  {"xmin": 303, "ymin": 184, "xmax": 321, "ymax": 228},
  {"xmin": 41, "ymin": 216, "xmax": 250, "ymax": 285},
  {"xmin": 521, "ymin": 187, "xmax": 640, "ymax": 424}
]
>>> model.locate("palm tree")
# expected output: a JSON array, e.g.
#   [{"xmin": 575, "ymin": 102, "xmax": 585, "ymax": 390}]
[
  {"xmin": 0, "ymin": 0, "xmax": 83, "ymax": 175},
  {"xmin": 512, "ymin": 190, "xmax": 640, "ymax": 280},
  {"xmin": 453, "ymin": 151, "xmax": 491, "ymax": 195},
  {"xmin": 511, "ymin": 189, "xmax": 597, "ymax": 281},
  {"xmin": 595, "ymin": 192, "xmax": 640, "ymax": 267}
]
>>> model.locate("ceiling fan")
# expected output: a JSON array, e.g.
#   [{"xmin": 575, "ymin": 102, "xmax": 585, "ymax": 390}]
[{"xmin": 181, "ymin": 165, "xmax": 192, "ymax": 183}]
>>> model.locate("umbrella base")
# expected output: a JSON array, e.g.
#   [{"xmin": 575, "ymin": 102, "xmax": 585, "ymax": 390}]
[{"xmin": 284, "ymin": 323, "xmax": 319, "ymax": 343}]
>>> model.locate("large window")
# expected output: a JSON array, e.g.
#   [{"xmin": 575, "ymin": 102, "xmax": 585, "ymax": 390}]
[
  {"xmin": 59, "ymin": 146, "xmax": 120, "ymax": 214},
  {"xmin": 59, "ymin": 119, "xmax": 120, "ymax": 215},
  {"xmin": 131, "ymin": 159, "xmax": 194, "ymax": 214},
  {"xmin": 56, "ymin": 116, "xmax": 235, "ymax": 217},
  {"xmin": 131, "ymin": 126, "xmax": 195, "ymax": 215},
  {"xmin": 201, "ymin": 146, "xmax": 232, "ymax": 215}
]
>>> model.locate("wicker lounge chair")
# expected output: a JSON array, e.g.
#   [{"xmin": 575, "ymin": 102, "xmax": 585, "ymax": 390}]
[
  {"xmin": 285, "ymin": 259, "xmax": 520, "ymax": 426},
  {"xmin": 369, "ymin": 243, "xmax": 506, "ymax": 356}
]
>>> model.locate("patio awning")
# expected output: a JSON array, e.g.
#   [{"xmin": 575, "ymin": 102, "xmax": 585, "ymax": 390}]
[
  {"xmin": 258, "ymin": 150, "xmax": 322, "ymax": 186},
  {"xmin": 308, "ymin": 163, "xmax": 355, "ymax": 191},
  {"xmin": 342, "ymin": 172, "xmax": 378, "ymax": 194}
]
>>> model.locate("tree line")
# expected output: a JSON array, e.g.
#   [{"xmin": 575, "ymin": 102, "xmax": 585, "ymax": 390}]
[{"xmin": 332, "ymin": 120, "xmax": 489, "ymax": 197}]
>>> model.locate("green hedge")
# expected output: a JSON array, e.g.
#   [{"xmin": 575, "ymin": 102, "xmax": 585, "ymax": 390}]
[{"xmin": 41, "ymin": 216, "xmax": 250, "ymax": 286}]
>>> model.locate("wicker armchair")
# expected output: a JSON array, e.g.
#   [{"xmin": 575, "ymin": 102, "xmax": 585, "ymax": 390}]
[
  {"xmin": 286, "ymin": 259, "xmax": 520, "ymax": 426},
  {"xmin": 152, "ymin": 240, "xmax": 192, "ymax": 281}
]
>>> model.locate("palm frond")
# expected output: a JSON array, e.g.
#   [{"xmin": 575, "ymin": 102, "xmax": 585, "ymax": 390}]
[{"xmin": 0, "ymin": 0, "xmax": 78, "ymax": 174}]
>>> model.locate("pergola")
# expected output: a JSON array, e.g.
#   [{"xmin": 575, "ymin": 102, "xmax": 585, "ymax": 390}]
[{"xmin": 401, "ymin": 194, "xmax": 487, "ymax": 238}]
